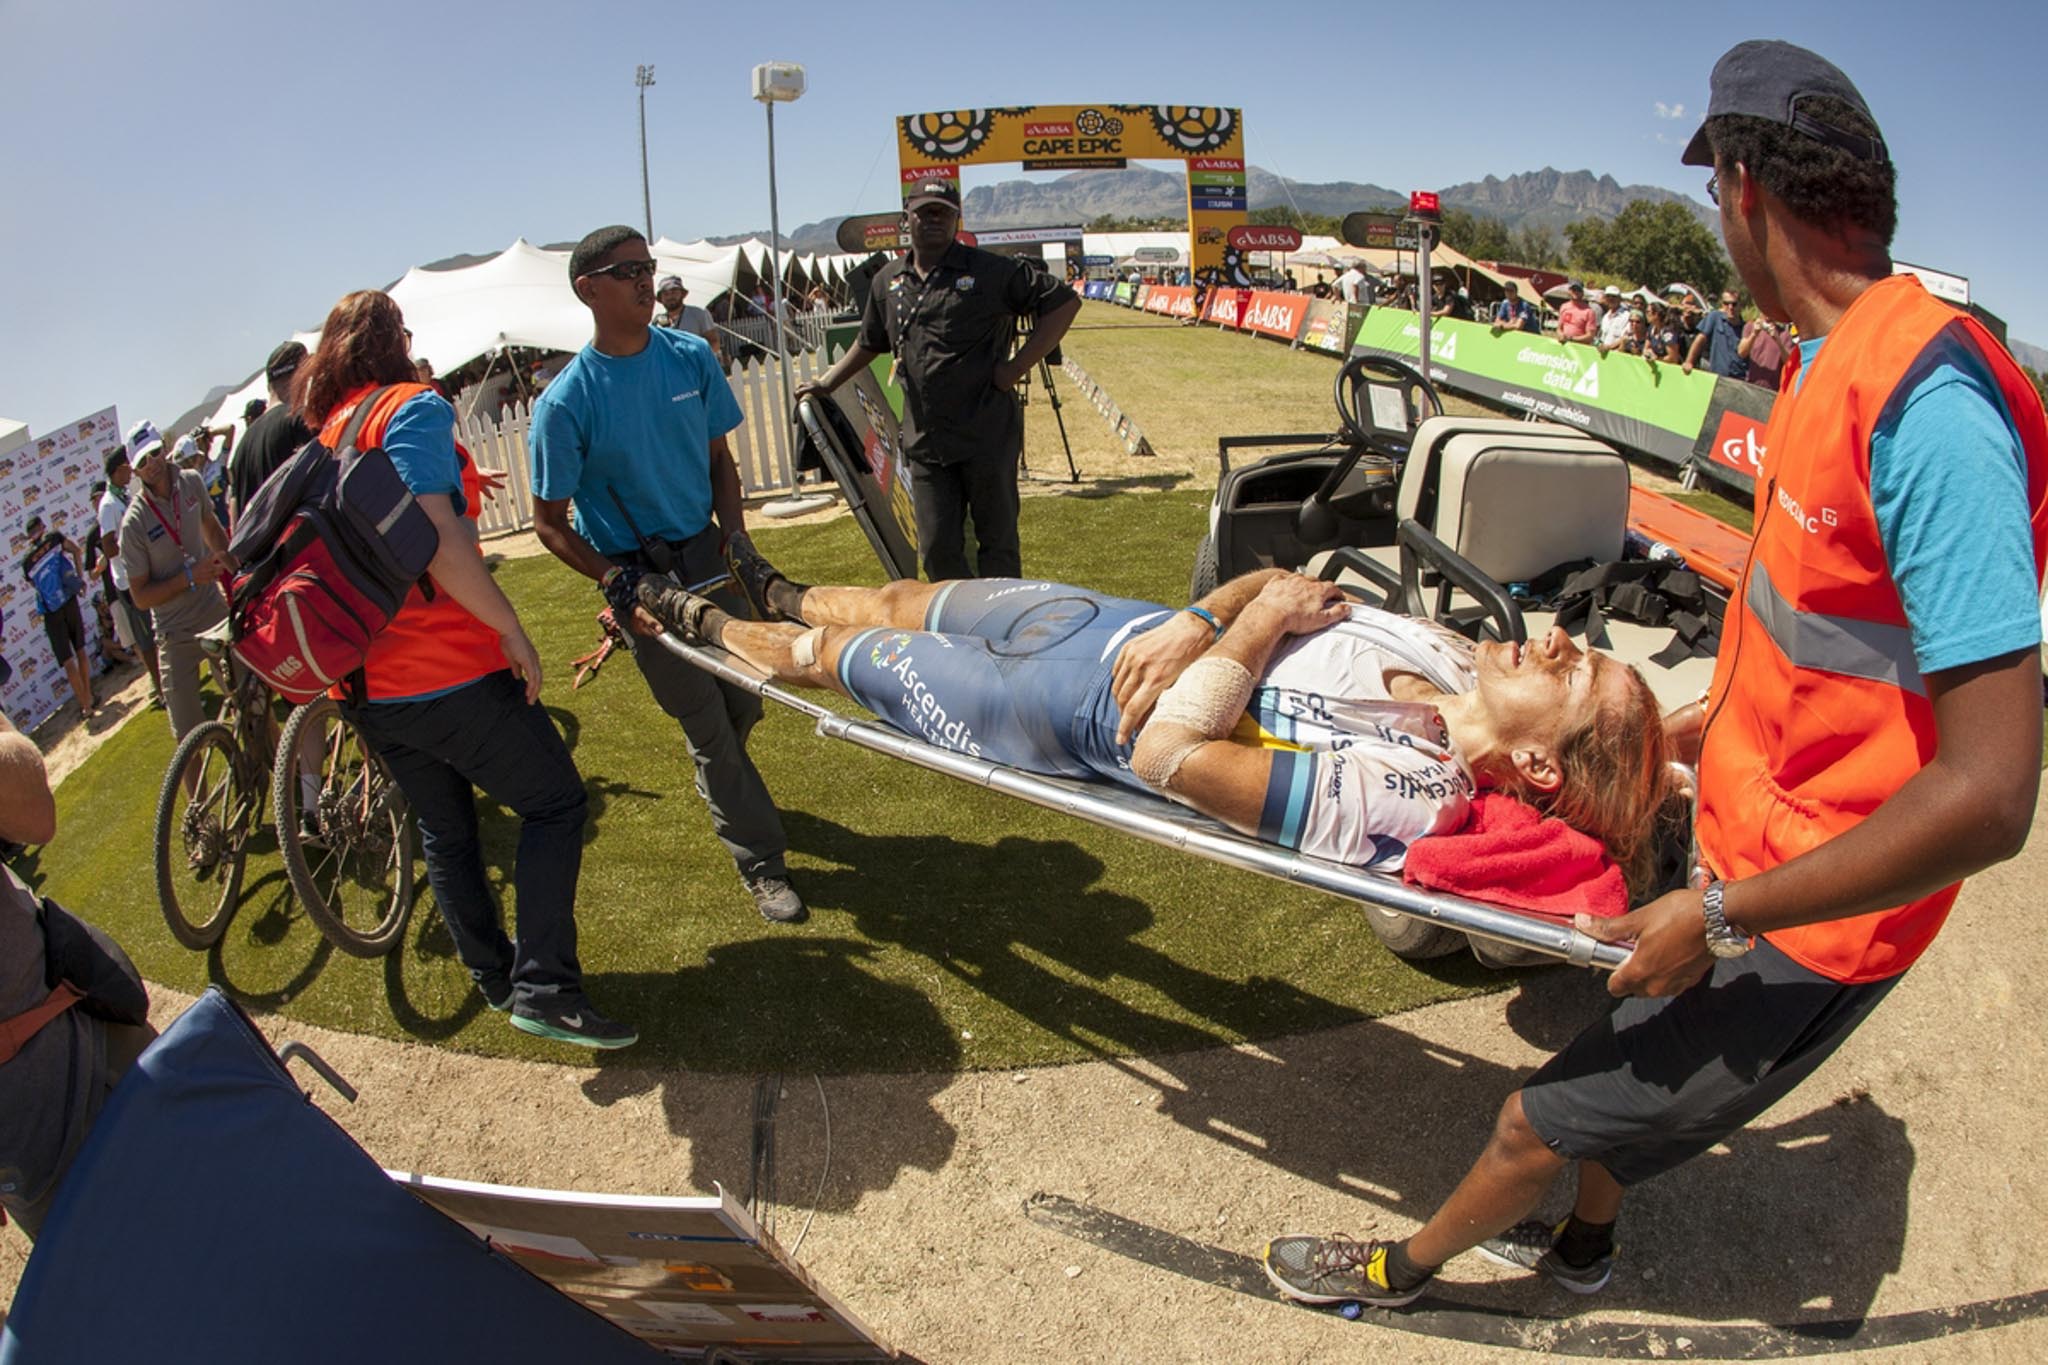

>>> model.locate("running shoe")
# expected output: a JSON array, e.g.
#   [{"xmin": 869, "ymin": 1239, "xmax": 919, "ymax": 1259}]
[
  {"xmin": 725, "ymin": 531, "xmax": 804, "ymax": 623},
  {"xmin": 1262, "ymin": 1235, "xmax": 1432, "ymax": 1309},
  {"xmin": 744, "ymin": 872, "xmax": 808, "ymax": 924},
  {"xmin": 475, "ymin": 971, "xmax": 514, "ymax": 1013},
  {"xmin": 510, "ymin": 997, "xmax": 638, "ymax": 1049},
  {"xmin": 1474, "ymin": 1219, "xmax": 1615, "ymax": 1294}
]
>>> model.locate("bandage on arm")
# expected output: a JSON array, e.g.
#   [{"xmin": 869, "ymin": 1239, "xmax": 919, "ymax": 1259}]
[{"xmin": 1130, "ymin": 655, "xmax": 1255, "ymax": 792}]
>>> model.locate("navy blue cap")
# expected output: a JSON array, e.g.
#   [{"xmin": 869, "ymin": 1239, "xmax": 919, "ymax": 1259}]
[{"xmin": 1682, "ymin": 40, "xmax": 1887, "ymax": 167}]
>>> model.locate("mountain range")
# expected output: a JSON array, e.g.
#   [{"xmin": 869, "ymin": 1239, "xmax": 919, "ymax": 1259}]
[{"xmin": 754, "ymin": 165, "xmax": 1719, "ymax": 255}]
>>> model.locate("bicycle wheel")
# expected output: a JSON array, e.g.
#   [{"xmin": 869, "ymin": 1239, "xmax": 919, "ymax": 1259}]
[
  {"xmin": 154, "ymin": 721, "xmax": 251, "ymax": 950},
  {"xmin": 274, "ymin": 698, "xmax": 415, "ymax": 957}
]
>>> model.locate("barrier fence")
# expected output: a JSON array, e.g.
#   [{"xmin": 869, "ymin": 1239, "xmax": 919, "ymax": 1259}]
[{"xmin": 1085, "ymin": 282, "xmax": 1768, "ymax": 493}]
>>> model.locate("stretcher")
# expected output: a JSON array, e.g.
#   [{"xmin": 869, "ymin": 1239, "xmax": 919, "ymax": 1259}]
[{"xmin": 652, "ymin": 633, "xmax": 1632, "ymax": 971}]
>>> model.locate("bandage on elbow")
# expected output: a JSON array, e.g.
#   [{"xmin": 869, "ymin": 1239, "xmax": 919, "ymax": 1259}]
[{"xmin": 1132, "ymin": 656, "xmax": 1255, "ymax": 789}]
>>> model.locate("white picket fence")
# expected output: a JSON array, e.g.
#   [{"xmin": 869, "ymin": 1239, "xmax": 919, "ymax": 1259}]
[{"xmin": 456, "ymin": 347, "xmax": 831, "ymax": 539}]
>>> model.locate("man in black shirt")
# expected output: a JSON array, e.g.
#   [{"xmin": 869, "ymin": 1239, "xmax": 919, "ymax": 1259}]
[
  {"xmin": 797, "ymin": 179, "xmax": 1080, "ymax": 580},
  {"xmin": 225, "ymin": 340, "xmax": 312, "ymax": 527}
]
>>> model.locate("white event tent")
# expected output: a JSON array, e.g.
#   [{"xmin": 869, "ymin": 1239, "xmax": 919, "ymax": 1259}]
[{"xmin": 200, "ymin": 237, "xmax": 863, "ymax": 436}]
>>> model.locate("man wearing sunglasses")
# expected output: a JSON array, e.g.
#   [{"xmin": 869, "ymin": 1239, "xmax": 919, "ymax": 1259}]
[{"xmin": 529, "ymin": 225, "xmax": 803, "ymax": 926}]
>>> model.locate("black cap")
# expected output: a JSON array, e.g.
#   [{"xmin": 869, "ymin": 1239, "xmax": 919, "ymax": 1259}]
[
  {"xmin": 1682, "ymin": 40, "xmax": 1887, "ymax": 167},
  {"xmin": 265, "ymin": 339, "xmax": 308, "ymax": 385},
  {"xmin": 904, "ymin": 178, "xmax": 961, "ymax": 212}
]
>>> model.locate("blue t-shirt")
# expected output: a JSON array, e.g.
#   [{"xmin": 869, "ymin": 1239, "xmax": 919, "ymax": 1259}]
[
  {"xmin": 1696, "ymin": 309, "xmax": 1743, "ymax": 376},
  {"xmin": 528, "ymin": 327, "xmax": 742, "ymax": 555},
  {"xmin": 380, "ymin": 390, "xmax": 464, "ymax": 515},
  {"xmin": 1795, "ymin": 326, "xmax": 2039, "ymax": 674}
]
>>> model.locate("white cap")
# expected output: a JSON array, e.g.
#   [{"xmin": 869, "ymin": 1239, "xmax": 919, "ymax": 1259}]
[{"xmin": 126, "ymin": 420, "xmax": 165, "ymax": 462}]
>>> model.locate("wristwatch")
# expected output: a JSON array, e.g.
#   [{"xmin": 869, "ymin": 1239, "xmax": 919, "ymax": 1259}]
[{"xmin": 1700, "ymin": 880, "xmax": 1752, "ymax": 959}]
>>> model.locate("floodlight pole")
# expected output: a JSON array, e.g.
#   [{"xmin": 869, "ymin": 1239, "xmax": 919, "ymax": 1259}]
[
  {"xmin": 635, "ymin": 65, "xmax": 656, "ymax": 241},
  {"xmin": 754, "ymin": 63, "xmax": 806, "ymax": 440}
]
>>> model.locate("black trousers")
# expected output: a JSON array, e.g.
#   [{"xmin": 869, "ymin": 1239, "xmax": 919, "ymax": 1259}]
[{"xmin": 907, "ymin": 445, "xmax": 1022, "ymax": 581}]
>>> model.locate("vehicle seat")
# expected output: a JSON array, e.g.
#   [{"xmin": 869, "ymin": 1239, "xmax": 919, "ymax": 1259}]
[{"xmin": 1399, "ymin": 417, "xmax": 1630, "ymax": 585}]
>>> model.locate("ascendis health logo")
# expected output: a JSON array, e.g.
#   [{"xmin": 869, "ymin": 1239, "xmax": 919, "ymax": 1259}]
[{"xmin": 1712, "ymin": 411, "xmax": 1768, "ymax": 474}]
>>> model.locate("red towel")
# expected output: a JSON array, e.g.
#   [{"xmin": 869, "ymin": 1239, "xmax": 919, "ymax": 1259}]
[{"xmin": 1401, "ymin": 793, "xmax": 1628, "ymax": 922}]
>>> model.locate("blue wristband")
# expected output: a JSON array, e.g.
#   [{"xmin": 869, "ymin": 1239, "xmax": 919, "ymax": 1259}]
[{"xmin": 1182, "ymin": 605, "xmax": 1223, "ymax": 640}]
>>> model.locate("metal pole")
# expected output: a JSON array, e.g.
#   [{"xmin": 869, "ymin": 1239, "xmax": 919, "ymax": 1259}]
[
  {"xmin": 1416, "ymin": 223, "xmax": 1434, "ymax": 382},
  {"xmin": 765, "ymin": 100, "xmax": 795, "ymax": 437},
  {"xmin": 635, "ymin": 65, "xmax": 655, "ymax": 241}
]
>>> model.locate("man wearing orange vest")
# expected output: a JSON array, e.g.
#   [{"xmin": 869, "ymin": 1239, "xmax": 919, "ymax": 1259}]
[{"xmin": 1264, "ymin": 40, "xmax": 2048, "ymax": 1308}]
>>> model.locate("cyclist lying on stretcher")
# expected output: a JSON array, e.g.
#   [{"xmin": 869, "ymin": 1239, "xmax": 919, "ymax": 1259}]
[{"xmin": 636, "ymin": 538, "xmax": 1672, "ymax": 895}]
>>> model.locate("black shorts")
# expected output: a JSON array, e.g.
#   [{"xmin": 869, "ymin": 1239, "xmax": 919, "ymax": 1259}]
[
  {"xmin": 41, "ymin": 597, "xmax": 85, "ymax": 664},
  {"xmin": 1518, "ymin": 936, "xmax": 1900, "ymax": 1187}
]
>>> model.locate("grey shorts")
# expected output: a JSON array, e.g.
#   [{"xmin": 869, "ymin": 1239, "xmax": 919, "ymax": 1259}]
[{"xmin": 1518, "ymin": 936, "xmax": 1900, "ymax": 1187}]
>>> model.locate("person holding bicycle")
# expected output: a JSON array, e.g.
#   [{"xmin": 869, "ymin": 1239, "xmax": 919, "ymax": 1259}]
[{"xmin": 292, "ymin": 289, "xmax": 634, "ymax": 1050}]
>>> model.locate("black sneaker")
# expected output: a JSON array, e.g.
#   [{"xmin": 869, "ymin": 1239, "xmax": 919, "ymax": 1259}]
[
  {"xmin": 510, "ymin": 997, "xmax": 637, "ymax": 1050},
  {"xmin": 1262, "ymin": 1235, "xmax": 1432, "ymax": 1309},
  {"xmin": 725, "ymin": 531, "xmax": 803, "ymax": 623},
  {"xmin": 744, "ymin": 873, "xmax": 807, "ymax": 924},
  {"xmin": 475, "ymin": 971, "xmax": 514, "ymax": 1013},
  {"xmin": 1475, "ymin": 1219, "xmax": 1614, "ymax": 1294}
]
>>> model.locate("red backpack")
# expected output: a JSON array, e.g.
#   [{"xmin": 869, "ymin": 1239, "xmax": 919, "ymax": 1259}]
[{"xmin": 225, "ymin": 386, "xmax": 441, "ymax": 702}]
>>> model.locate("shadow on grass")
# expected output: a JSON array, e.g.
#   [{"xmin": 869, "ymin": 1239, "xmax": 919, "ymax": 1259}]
[
  {"xmin": 785, "ymin": 810, "xmax": 1372, "ymax": 1062},
  {"xmin": 206, "ymin": 867, "xmax": 333, "ymax": 1009},
  {"xmin": 1045, "ymin": 472, "xmax": 1196, "ymax": 498}
]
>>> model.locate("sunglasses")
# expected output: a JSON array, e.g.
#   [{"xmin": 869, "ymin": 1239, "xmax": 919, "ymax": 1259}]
[
  {"xmin": 1706, "ymin": 172, "xmax": 1719, "ymax": 206},
  {"xmin": 582, "ymin": 259, "xmax": 660, "ymax": 283}
]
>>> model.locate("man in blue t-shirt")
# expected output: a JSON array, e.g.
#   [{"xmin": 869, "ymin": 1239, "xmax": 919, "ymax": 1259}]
[
  {"xmin": 1684, "ymin": 290, "xmax": 1747, "ymax": 377},
  {"xmin": 529, "ymin": 225, "xmax": 802, "ymax": 925}
]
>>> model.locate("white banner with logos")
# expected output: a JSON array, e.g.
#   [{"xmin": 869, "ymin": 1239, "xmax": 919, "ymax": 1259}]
[{"xmin": 0, "ymin": 407, "xmax": 121, "ymax": 730}]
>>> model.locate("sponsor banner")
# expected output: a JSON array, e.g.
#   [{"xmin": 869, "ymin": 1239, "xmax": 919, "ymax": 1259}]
[
  {"xmin": 404, "ymin": 1174, "xmax": 885, "ymax": 1357},
  {"xmin": 1341, "ymin": 211, "xmax": 1418, "ymax": 251},
  {"xmin": 1188, "ymin": 170, "xmax": 1245, "ymax": 188},
  {"xmin": 1689, "ymin": 378, "xmax": 1775, "ymax": 492},
  {"xmin": 898, "ymin": 105, "xmax": 1244, "ymax": 284},
  {"xmin": 1083, "ymin": 279, "xmax": 1114, "ymax": 300},
  {"xmin": 1133, "ymin": 246, "xmax": 1180, "ymax": 263},
  {"xmin": 1134, "ymin": 284, "xmax": 1153, "ymax": 311},
  {"xmin": 1142, "ymin": 285, "xmax": 1196, "ymax": 317},
  {"xmin": 969, "ymin": 224, "xmax": 1084, "ymax": 247},
  {"xmin": 1351, "ymin": 309, "xmax": 1719, "ymax": 467},
  {"xmin": 1205, "ymin": 287, "xmax": 1251, "ymax": 328},
  {"xmin": 0, "ymin": 405, "xmax": 119, "ymax": 729},
  {"xmin": 835, "ymin": 211, "xmax": 906, "ymax": 253},
  {"xmin": 820, "ymin": 323, "xmax": 920, "ymax": 579},
  {"xmin": 1081, "ymin": 254, "xmax": 1113, "ymax": 266},
  {"xmin": 1113, "ymin": 282, "xmax": 1135, "ymax": 305},
  {"xmin": 1227, "ymin": 225, "xmax": 1303, "ymax": 252},
  {"xmin": 1023, "ymin": 157, "xmax": 1126, "ymax": 171},
  {"xmin": 900, "ymin": 163, "xmax": 959, "ymax": 186},
  {"xmin": 1298, "ymin": 299, "xmax": 1353, "ymax": 355},
  {"xmin": 1239, "ymin": 290, "xmax": 1309, "ymax": 342}
]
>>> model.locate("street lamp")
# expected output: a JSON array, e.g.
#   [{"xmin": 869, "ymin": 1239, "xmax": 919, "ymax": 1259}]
[
  {"xmin": 752, "ymin": 61, "xmax": 805, "ymax": 434},
  {"xmin": 635, "ymin": 65, "xmax": 656, "ymax": 241}
]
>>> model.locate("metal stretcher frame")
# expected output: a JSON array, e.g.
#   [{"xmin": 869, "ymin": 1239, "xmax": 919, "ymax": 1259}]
[{"xmin": 658, "ymin": 634, "xmax": 1631, "ymax": 971}]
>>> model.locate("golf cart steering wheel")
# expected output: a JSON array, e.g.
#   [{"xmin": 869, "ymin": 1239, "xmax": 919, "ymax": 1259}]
[
  {"xmin": 1296, "ymin": 355, "xmax": 1444, "ymax": 546},
  {"xmin": 1333, "ymin": 352, "xmax": 1442, "ymax": 455}
]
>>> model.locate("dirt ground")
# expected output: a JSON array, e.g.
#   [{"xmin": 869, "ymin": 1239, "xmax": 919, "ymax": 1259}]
[{"xmin": 10, "ymin": 504, "xmax": 2048, "ymax": 1361}]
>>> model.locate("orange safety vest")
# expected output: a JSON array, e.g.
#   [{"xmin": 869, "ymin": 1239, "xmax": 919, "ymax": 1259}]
[
  {"xmin": 1697, "ymin": 274, "xmax": 2048, "ymax": 983},
  {"xmin": 318, "ymin": 385, "xmax": 506, "ymax": 701}
]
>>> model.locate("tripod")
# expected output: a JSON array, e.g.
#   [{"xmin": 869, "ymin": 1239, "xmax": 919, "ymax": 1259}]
[{"xmin": 1018, "ymin": 355, "xmax": 1079, "ymax": 484}]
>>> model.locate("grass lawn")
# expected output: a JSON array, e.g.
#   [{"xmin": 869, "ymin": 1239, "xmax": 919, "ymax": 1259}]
[
  {"xmin": 1030, "ymin": 302, "xmax": 1496, "ymax": 484},
  {"xmin": 33, "ymin": 490, "xmax": 1501, "ymax": 1073}
]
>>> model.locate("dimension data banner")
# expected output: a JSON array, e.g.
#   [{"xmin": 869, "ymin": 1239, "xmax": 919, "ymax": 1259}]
[
  {"xmin": 896, "ymin": 106, "xmax": 1245, "ymax": 285},
  {"xmin": 1351, "ymin": 309, "xmax": 1718, "ymax": 467}
]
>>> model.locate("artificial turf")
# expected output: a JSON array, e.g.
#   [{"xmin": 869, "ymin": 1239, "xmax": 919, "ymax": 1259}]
[{"xmin": 33, "ymin": 490, "xmax": 1500, "ymax": 1072}]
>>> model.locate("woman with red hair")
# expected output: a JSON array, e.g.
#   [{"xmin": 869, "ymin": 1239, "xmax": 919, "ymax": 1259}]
[{"xmin": 293, "ymin": 290, "xmax": 633, "ymax": 1049}]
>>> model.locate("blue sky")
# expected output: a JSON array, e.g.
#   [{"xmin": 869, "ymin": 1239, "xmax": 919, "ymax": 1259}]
[{"xmin": 3, "ymin": 0, "xmax": 2042, "ymax": 435}]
